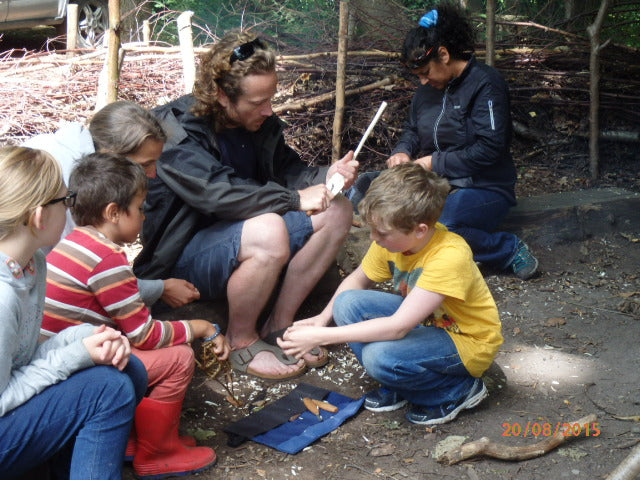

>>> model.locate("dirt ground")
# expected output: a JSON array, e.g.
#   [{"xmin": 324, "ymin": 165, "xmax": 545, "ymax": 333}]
[{"xmin": 118, "ymin": 226, "xmax": 640, "ymax": 480}]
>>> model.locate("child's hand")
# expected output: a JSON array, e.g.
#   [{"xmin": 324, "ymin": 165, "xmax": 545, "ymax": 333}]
[
  {"xmin": 161, "ymin": 278, "xmax": 201, "ymax": 308},
  {"xmin": 211, "ymin": 334, "xmax": 231, "ymax": 361},
  {"xmin": 83, "ymin": 324, "xmax": 131, "ymax": 371},
  {"xmin": 293, "ymin": 314, "xmax": 331, "ymax": 327},
  {"xmin": 277, "ymin": 325, "xmax": 323, "ymax": 359}
]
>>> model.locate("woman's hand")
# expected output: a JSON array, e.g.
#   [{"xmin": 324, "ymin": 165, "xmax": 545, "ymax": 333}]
[
  {"xmin": 386, "ymin": 152, "xmax": 411, "ymax": 168},
  {"xmin": 415, "ymin": 155, "xmax": 433, "ymax": 170}
]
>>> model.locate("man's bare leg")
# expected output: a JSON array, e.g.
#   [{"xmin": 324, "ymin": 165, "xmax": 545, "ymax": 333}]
[
  {"xmin": 226, "ymin": 214, "xmax": 304, "ymax": 377},
  {"xmin": 262, "ymin": 195, "xmax": 353, "ymax": 342}
]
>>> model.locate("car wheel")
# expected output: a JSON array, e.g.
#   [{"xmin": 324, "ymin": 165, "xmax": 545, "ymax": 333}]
[{"xmin": 74, "ymin": 0, "xmax": 109, "ymax": 48}]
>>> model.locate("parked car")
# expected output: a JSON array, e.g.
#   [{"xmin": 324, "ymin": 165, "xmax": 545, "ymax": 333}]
[{"xmin": 0, "ymin": 0, "xmax": 109, "ymax": 48}]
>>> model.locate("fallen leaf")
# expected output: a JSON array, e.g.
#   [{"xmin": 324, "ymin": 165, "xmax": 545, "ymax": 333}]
[
  {"xmin": 545, "ymin": 317, "xmax": 566, "ymax": 327},
  {"xmin": 370, "ymin": 443, "xmax": 395, "ymax": 457}
]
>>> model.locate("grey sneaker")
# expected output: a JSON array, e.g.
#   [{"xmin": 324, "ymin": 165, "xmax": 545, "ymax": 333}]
[
  {"xmin": 510, "ymin": 241, "xmax": 538, "ymax": 280},
  {"xmin": 405, "ymin": 379, "xmax": 488, "ymax": 425},
  {"xmin": 364, "ymin": 388, "xmax": 407, "ymax": 412}
]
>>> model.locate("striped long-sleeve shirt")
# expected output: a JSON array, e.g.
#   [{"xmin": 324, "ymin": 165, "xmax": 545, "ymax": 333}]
[{"xmin": 42, "ymin": 226, "xmax": 192, "ymax": 348}]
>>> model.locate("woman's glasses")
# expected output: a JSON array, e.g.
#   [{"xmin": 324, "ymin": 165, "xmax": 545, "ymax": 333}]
[
  {"xmin": 45, "ymin": 191, "xmax": 77, "ymax": 208},
  {"xmin": 230, "ymin": 38, "xmax": 266, "ymax": 64}
]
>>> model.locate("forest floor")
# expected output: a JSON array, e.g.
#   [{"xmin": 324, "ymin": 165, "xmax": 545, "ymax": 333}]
[{"xmin": 1, "ymin": 28, "xmax": 639, "ymax": 480}]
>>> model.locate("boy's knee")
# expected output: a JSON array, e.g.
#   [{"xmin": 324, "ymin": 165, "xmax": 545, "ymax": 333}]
[
  {"xmin": 333, "ymin": 290, "xmax": 362, "ymax": 326},
  {"xmin": 172, "ymin": 344, "xmax": 196, "ymax": 378}
]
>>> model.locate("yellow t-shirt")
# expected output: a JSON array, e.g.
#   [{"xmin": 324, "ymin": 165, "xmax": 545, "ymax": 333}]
[{"xmin": 361, "ymin": 225, "xmax": 503, "ymax": 377}]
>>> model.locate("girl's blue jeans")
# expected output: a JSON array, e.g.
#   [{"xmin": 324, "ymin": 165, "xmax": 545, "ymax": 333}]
[
  {"xmin": 0, "ymin": 355, "xmax": 147, "ymax": 480},
  {"xmin": 333, "ymin": 289, "xmax": 476, "ymax": 407}
]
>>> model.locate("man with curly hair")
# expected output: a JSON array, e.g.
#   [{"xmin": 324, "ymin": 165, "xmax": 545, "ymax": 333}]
[{"xmin": 134, "ymin": 30, "xmax": 358, "ymax": 381}]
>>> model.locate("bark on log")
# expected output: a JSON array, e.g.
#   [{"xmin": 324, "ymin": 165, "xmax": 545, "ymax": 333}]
[
  {"xmin": 606, "ymin": 442, "xmax": 640, "ymax": 480},
  {"xmin": 438, "ymin": 414, "xmax": 597, "ymax": 465},
  {"xmin": 274, "ymin": 76, "xmax": 397, "ymax": 114}
]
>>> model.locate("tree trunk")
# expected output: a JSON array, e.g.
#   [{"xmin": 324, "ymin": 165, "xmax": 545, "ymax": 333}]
[
  {"xmin": 485, "ymin": 0, "xmax": 496, "ymax": 67},
  {"xmin": 586, "ymin": 0, "xmax": 612, "ymax": 181},
  {"xmin": 332, "ymin": 1, "xmax": 349, "ymax": 162}
]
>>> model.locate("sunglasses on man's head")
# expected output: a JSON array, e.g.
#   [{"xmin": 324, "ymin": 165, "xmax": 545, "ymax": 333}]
[
  {"xmin": 404, "ymin": 46, "xmax": 435, "ymax": 70},
  {"xmin": 230, "ymin": 38, "xmax": 266, "ymax": 64}
]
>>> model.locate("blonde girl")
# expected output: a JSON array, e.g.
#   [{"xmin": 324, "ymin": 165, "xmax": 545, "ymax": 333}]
[{"xmin": 0, "ymin": 146, "xmax": 147, "ymax": 479}]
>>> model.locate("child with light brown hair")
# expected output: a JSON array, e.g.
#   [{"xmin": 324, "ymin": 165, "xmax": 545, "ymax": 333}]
[{"xmin": 279, "ymin": 163, "xmax": 503, "ymax": 426}]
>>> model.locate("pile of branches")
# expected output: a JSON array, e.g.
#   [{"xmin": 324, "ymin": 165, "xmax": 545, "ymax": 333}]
[{"xmin": 0, "ymin": 18, "xmax": 638, "ymax": 193}]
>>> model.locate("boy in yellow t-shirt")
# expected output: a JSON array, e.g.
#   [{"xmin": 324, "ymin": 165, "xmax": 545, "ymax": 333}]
[{"xmin": 278, "ymin": 163, "xmax": 503, "ymax": 425}]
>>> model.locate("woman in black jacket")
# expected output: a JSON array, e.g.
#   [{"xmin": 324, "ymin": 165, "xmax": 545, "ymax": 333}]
[{"xmin": 386, "ymin": 3, "xmax": 538, "ymax": 280}]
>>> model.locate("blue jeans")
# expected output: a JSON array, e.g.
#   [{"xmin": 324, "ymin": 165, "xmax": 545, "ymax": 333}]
[
  {"xmin": 172, "ymin": 211, "xmax": 313, "ymax": 300},
  {"xmin": 439, "ymin": 188, "xmax": 518, "ymax": 269},
  {"xmin": 333, "ymin": 290, "xmax": 476, "ymax": 407},
  {"xmin": 347, "ymin": 172, "xmax": 519, "ymax": 270},
  {"xmin": 0, "ymin": 356, "xmax": 147, "ymax": 480}
]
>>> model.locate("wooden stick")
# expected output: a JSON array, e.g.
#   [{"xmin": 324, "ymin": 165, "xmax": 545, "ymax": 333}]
[
  {"xmin": 438, "ymin": 414, "xmax": 597, "ymax": 465},
  {"xmin": 353, "ymin": 101, "xmax": 387, "ymax": 161}
]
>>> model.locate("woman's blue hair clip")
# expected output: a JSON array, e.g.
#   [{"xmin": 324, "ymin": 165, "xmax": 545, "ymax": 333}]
[{"xmin": 419, "ymin": 9, "xmax": 438, "ymax": 28}]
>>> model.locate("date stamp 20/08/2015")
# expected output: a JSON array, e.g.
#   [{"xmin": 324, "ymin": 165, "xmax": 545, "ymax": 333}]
[{"xmin": 502, "ymin": 422, "xmax": 601, "ymax": 438}]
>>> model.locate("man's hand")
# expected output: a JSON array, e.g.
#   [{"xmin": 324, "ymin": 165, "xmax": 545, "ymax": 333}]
[
  {"xmin": 327, "ymin": 150, "xmax": 358, "ymax": 191},
  {"xmin": 386, "ymin": 152, "xmax": 411, "ymax": 168},
  {"xmin": 298, "ymin": 184, "xmax": 332, "ymax": 214},
  {"xmin": 83, "ymin": 324, "xmax": 131, "ymax": 371},
  {"xmin": 161, "ymin": 278, "xmax": 200, "ymax": 308}
]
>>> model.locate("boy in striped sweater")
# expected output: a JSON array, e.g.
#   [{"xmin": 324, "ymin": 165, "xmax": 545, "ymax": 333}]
[{"xmin": 42, "ymin": 153, "xmax": 230, "ymax": 480}]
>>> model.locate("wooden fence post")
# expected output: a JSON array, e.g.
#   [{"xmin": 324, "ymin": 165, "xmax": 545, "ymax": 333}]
[
  {"xmin": 177, "ymin": 11, "xmax": 196, "ymax": 94},
  {"xmin": 332, "ymin": 1, "xmax": 349, "ymax": 162},
  {"xmin": 66, "ymin": 3, "xmax": 79, "ymax": 56}
]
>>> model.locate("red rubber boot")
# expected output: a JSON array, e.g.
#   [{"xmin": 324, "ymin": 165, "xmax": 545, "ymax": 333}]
[{"xmin": 133, "ymin": 397, "xmax": 217, "ymax": 479}]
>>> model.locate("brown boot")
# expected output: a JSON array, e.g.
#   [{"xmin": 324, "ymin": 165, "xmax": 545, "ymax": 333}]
[{"xmin": 133, "ymin": 397, "xmax": 217, "ymax": 479}]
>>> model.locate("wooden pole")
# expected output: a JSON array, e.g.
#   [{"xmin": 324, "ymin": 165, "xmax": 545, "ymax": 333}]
[
  {"xmin": 106, "ymin": 0, "xmax": 121, "ymax": 104},
  {"xmin": 332, "ymin": 1, "xmax": 349, "ymax": 162},
  {"xmin": 485, "ymin": 0, "xmax": 496, "ymax": 67},
  {"xmin": 143, "ymin": 19, "xmax": 151, "ymax": 45},
  {"xmin": 177, "ymin": 11, "xmax": 196, "ymax": 94},
  {"xmin": 66, "ymin": 4, "xmax": 79, "ymax": 57},
  {"xmin": 586, "ymin": 0, "xmax": 612, "ymax": 181}
]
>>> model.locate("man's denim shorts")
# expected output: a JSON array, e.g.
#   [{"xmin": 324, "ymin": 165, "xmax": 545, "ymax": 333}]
[{"xmin": 171, "ymin": 211, "xmax": 313, "ymax": 300}]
